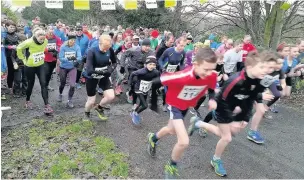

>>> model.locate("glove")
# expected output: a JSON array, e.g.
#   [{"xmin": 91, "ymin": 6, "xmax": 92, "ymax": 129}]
[
  {"xmin": 52, "ymin": 51, "xmax": 58, "ymax": 58},
  {"xmin": 68, "ymin": 56, "xmax": 77, "ymax": 61},
  {"xmin": 104, "ymin": 66, "xmax": 114, "ymax": 77},
  {"xmin": 276, "ymin": 85, "xmax": 283, "ymax": 91},
  {"xmin": 48, "ymin": 48, "xmax": 56, "ymax": 52},
  {"xmin": 73, "ymin": 61, "xmax": 79, "ymax": 67},
  {"xmin": 120, "ymin": 67, "xmax": 125, "ymax": 74}
]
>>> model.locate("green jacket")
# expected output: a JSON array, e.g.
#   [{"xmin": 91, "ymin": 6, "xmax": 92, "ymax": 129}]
[
  {"xmin": 184, "ymin": 43, "xmax": 194, "ymax": 52},
  {"xmin": 17, "ymin": 38, "xmax": 48, "ymax": 67}
]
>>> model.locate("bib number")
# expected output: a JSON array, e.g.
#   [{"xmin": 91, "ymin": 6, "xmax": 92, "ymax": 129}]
[
  {"xmin": 139, "ymin": 80, "xmax": 152, "ymax": 93},
  {"xmin": 177, "ymin": 85, "xmax": 206, "ymax": 100},
  {"xmin": 166, "ymin": 65, "xmax": 178, "ymax": 73},
  {"xmin": 32, "ymin": 52, "xmax": 44, "ymax": 64},
  {"xmin": 65, "ymin": 52, "xmax": 76, "ymax": 60},
  {"xmin": 92, "ymin": 67, "xmax": 107, "ymax": 79},
  {"xmin": 260, "ymin": 75, "xmax": 275, "ymax": 87},
  {"xmin": 47, "ymin": 43, "xmax": 56, "ymax": 50}
]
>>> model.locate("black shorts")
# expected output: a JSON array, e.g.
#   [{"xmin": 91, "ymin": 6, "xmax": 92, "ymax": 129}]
[
  {"xmin": 86, "ymin": 77, "xmax": 113, "ymax": 97},
  {"xmin": 286, "ymin": 77, "xmax": 292, "ymax": 86},
  {"xmin": 167, "ymin": 105, "xmax": 188, "ymax": 120},
  {"xmin": 214, "ymin": 101, "xmax": 253, "ymax": 124}
]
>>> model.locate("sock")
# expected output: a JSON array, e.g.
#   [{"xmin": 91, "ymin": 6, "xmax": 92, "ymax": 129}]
[
  {"xmin": 213, "ymin": 155, "xmax": 221, "ymax": 160},
  {"xmin": 194, "ymin": 121, "xmax": 202, "ymax": 129},
  {"xmin": 85, "ymin": 111, "xmax": 90, "ymax": 117},
  {"xmin": 170, "ymin": 159, "xmax": 177, "ymax": 166},
  {"xmin": 152, "ymin": 133, "xmax": 159, "ymax": 143}
]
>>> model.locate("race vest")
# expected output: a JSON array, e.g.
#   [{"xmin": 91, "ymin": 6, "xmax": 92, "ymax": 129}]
[{"xmin": 177, "ymin": 85, "xmax": 206, "ymax": 100}]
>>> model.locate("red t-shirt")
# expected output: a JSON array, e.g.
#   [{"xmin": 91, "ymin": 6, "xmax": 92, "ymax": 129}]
[
  {"xmin": 242, "ymin": 43, "xmax": 256, "ymax": 62},
  {"xmin": 161, "ymin": 67, "xmax": 217, "ymax": 110}
]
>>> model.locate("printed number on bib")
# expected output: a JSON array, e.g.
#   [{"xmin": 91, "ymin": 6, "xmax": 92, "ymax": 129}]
[
  {"xmin": 47, "ymin": 43, "xmax": 56, "ymax": 50},
  {"xmin": 260, "ymin": 75, "xmax": 275, "ymax": 87},
  {"xmin": 177, "ymin": 85, "xmax": 206, "ymax": 100},
  {"xmin": 65, "ymin": 52, "xmax": 76, "ymax": 60},
  {"xmin": 139, "ymin": 80, "xmax": 152, "ymax": 93},
  {"xmin": 32, "ymin": 52, "xmax": 44, "ymax": 64},
  {"xmin": 166, "ymin": 65, "xmax": 178, "ymax": 73},
  {"xmin": 92, "ymin": 67, "xmax": 108, "ymax": 79}
]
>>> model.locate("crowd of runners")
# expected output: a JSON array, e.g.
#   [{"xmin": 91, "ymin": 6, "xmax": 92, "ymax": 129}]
[{"xmin": 1, "ymin": 16, "xmax": 304, "ymax": 179}]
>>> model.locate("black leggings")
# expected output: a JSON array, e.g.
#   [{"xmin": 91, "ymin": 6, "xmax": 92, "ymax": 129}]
[
  {"xmin": 13, "ymin": 66, "xmax": 27, "ymax": 95},
  {"xmin": 6, "ymin": 56, "xmax": 14, "ymax": 89},
  {"xmin": 133, "ymin": 93, "xmax": 148, "ymax": 114},
  {"xmin": 128, "ymin": 68, "xmax": 137, "ymax": 96},
  {"xmin": 25, "ymin": 65, "xmax": 48, "ymax": 105},
  {"xmin": 203, "ymin": 111, "xmax": 213, "ymax": 123},
  {"xmin": 44, "ymin": 61, "xmax": 57, "ymax": 87},
  {"xmin": 194, "ymin": 95, "xmax": 207, "ymax": 110}
]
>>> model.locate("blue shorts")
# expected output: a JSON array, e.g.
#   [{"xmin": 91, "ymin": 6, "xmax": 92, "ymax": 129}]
[{"xmin": 167, "ymin": 105, "xmax": 188, "ymax": 120}]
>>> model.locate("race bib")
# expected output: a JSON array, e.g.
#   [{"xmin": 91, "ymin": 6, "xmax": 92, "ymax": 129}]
[
  {"xmin": 92, "ymin": 67, "xmax": 108, "ymax": 79},
  {"xmin": 139, "ymin": 80, "xmax": 152, "ymax": 93},
  {"xmin": 32, "ymin": 52, "xmax": 44, "ymax": 64},
  {"xmin": 166, "ymin": 65, "xmax": 178, "ymax": 73},
  {"xmin": 47, "ymin": 43, "xmax": 56, "ymax": 50},
  {"xmin": 177, "ymin": 85, "xmax": 206, "ymax": 100},
  {"xmin": 65, "ymin": 52, "xmax": 76, "ymax": 60},
  {"xmin": 260, "ymin": 75, "xmax": 275, "ymax": 87}
]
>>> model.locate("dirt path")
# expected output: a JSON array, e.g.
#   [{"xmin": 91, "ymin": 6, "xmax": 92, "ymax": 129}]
[{"xmin": 2, "ymin": 78, "xmax": 304, "ymax": 179}]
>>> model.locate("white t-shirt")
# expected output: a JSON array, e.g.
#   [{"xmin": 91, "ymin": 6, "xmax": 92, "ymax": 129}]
[{"xmin": 223, "ymin": 49, "xmax": 242, "ymax": 73}]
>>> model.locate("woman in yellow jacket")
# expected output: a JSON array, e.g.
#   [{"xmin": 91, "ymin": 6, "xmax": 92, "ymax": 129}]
[{"xmin": 17, "ymin": 27, "xmax": 53, "ymax": 115}]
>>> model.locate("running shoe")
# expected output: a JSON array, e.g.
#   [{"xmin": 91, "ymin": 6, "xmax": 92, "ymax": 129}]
[
  {"xmin": 13, "ymin": 94, "xmax": 21, "ymax": 98},
  {"xmin": 47, "ymin": 86, "xmax": 54, "ymax": 91},
  {"xmin": 1, "ymin": 94, "xmax": 6, "ymax": 100},
  {"xmin": 57, "ymin": 94, "xmax": 63, "ymax": 102},
  {"xmin": 83, "ymin": 112, "xmax": 91, "ymax": 121},
  {"xmin": 126, "ymin": 91, "xmax": 133, "ymax": 104},
  {"xmin": 188, "ymin": 116, "xmax": 200, "ymax": 136},
  {"xmin": 130, "ymin": 111, "xmax": 141, "ymax": 125},
  {"xmin": 66, "ymin": 101, "xmax": 74, "ymax": 108},
  {"xmin": 76, "ymin": 83, "xmax": 81, "ymax": 89},
  {"xmin": 162, "ymin": 104, "xmax": 168, "ymax": 112},
  {"xmin": 44, "ymin": 104, "xmax": 54, "ymax": 115},
  {"xmin": 95, "ymin": 106, "xmax": 108, "ymax": 121},
  {"xmin": 211, "ymin": 157, "xmax": 227, "ymax": 177},
  {"xmin": 270, "ymin": 104, "xmax": 278, "ymax": 113},
  {"xmin": 164, "ymin": 162, "xmax": 179, "ymax": 179},
  {"xmin": 247, "ymin": 130, "xmax": 265, "ymax": 144},
  {"xmin": 25, "ymin": 101, "xmax": 33, "ymax": 109},
  {"xmin": 147, "ymin": 133, "xmax": 157, "ymax": 157},
  {"xmin": 198, "ymin": 128, "xmax": 208, "ymax": 138}
]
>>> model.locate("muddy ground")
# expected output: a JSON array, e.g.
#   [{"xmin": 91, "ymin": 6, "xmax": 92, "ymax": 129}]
[{"xmin": 1, "ymin": 77, "xmax": 304, "ymax": 179}]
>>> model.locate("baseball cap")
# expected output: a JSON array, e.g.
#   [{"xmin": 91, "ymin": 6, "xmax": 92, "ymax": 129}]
[{"xmin": 142, "ymin": 39, "xmax": 151, "ymax": 46}]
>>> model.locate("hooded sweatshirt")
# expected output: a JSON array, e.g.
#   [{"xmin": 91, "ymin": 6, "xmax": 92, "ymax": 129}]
[{"xmin": 59, "ymin": 42, "xmax": 82, "ymax": 69}]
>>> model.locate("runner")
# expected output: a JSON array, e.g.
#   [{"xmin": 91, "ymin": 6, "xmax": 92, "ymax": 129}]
[
  {"xmin": 82, "ymin": 24, "xmax": 92, "ymax": 40},
  {"xmin": 84, "ymin": 34, "xmax": 117, "ymax": 121},
  {"xmin": 75, "ymin": 25, "xmax": 89, "ymax": 89},
  {"xmin": 185, "ymin": 42, "xmax": 205, "ymax": 67},
  {"xmin": 184, "ymin": 34, "xmax": 194, "ymax": 52},
  {"xmin": 247, "ymin": 51, "xmax": 284, "ymax": 144},
  {"xmin": 44, "ymin": 25, "xmax": 61, "ymax": 91},
  {"xmin": 296, "ymin": 38, "xmax": 304, "ymax": 64},
  {"xmin": 129, "ymin": 56, "xmax": 160, "ymax": 125},
  {"xmin": 54, "ymin": 19, "xmax": 66, "ymax": 42},
  {"xmin": 158, "ymin": 37, "xmax": 187, "ymax": 112},
  {"xmin": 238, "ymin": 35, "xmax": 256, "ymax": 71},
  {"xmin": 58, "ymin": 32, "xmax": 82, "ymax": 108},
  {"xmin": 16, "ymin": 27, "xmax": 54, "ymax": 115},
  {"xmin": 120, "ymin": 38, "xmax": 154, "ymax": 104},
  {"xmin": 3, "ymin": 20, "xmax": 21, "ymax": 96},
  {"xmin": 147, "ymin": 47, "xmax": 218, "ymax": 179},
  {"xmin": 215, "ymin": 38, "xmax": 233, "ymax": 55},
  {"xmin": 155, "ymin": 33, "xmax": 174, "ymax": 66},
  {"xmin": 188, "ymin": 52, "xmax": 276, "ymax": 177}
]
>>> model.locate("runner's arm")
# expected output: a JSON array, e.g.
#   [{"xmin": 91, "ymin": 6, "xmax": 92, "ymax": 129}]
[{"xmin": 16, "ymin": 39, "xmax": 31, "ymax": 62}]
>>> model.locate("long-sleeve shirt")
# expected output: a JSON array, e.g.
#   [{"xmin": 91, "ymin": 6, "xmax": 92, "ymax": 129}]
[
  {"xmin": 54, "ymin": 27, "xmax": 66, "ymax": 43},
  {"xmin": 17, "ymin": 37, "xmax": 48, "ymax": 67},
  {"xmin": 158, "ymin": 47, "xmax": 185, "ymax": 73},
  {"xmin": 156, "ymin": 42, "xmax": 170, "ymax": 60},
  {"xmin": 76, "ymin": 34, "xmax": 89, "ymax": 57},
  {"xmin": 120, "ymin": 46, "xmax": 154, "ymax": 70},
  {"xmin": 129, "ymin": 67, "xmax": 160, "ymax": 94},
  {"xmin": 223, "ymin": 49, "xmax": 242, "ymax": 74},
  {"xmin": 58, "ymin": 42, "xmax": 82, "ymax": 69},
  {"xmin": 215, "ymin": 70, "xmax": 266, "ymax": 122},
  {"xmin": 85, "ymin": 46, "xmax": 117, "ymax": 78},
  {"xmin": 44, "ymin": 35, "xmax": 61, "ymax": 62}
]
